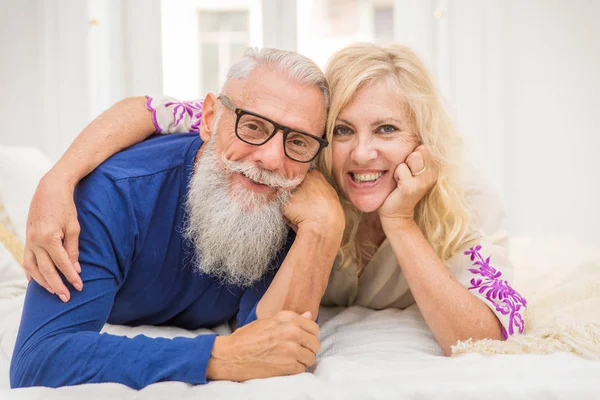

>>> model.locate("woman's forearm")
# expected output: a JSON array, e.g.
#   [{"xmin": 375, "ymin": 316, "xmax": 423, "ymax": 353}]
[
  {"xmin": 383, "ymin": 219, "xmax": 503, "ymax": 355},
  {"xmin": 256, "ymin": 224, "xmax": 343, "ymax": 320},
  {"xmin": 52, "ymin": 96, "xmax": 156, "ymax": 186}
]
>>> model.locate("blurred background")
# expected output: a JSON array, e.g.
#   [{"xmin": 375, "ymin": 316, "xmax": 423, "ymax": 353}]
[{"xmin": 1, "ymin": 0, "xmax": 599, "ymax": 246}]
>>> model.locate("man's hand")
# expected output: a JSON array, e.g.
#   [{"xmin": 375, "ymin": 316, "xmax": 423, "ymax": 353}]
[
  {"xmin": 206, "ymin": 311, "xmax": 320, "ymax": 381},
  {"xmin": 283, "ymin": 170, "xmax": 345, "ymax": 234},
  {"xmin": 23, "ymin": 171, "xmax": 82, "ymax": 302}
]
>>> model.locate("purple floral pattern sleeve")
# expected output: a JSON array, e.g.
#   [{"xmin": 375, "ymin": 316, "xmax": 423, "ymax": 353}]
[
  {"xmin": 145, "ymin": 96, "xmax": 203, "ymax": 134},
  {"xmin": 463, "ymin": 245, "xmax": 527, "ymax": 339}
]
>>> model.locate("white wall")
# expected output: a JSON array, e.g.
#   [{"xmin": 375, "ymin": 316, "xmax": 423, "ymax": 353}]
[
  {"xmin": 398, "ymin": 0, "xmax": 600, "ymax": 246},
  {"xmin": 0, "ymin": 0, "xmax": 43, "ymax": 149},
  {"xmin": 0, "ymin": 0, "xmax": 162, "ymax": 162},
  {"xmin": 1, "ymin": 0, "xmax": 598, "ymax": 246},
  {"xmin": 504, "ymin": 0, "xmax": 600, "ymax": 244}
]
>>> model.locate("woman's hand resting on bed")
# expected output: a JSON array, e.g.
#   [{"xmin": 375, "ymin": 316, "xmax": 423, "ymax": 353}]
[{"xmin": 23, "ymin": 170, "xmax": 82, "ymax": 302}]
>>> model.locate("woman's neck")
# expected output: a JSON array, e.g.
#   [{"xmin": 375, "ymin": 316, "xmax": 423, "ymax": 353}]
[{"xmin": 359, "ymin": 212, "xmax": 387, "ymax": 256}]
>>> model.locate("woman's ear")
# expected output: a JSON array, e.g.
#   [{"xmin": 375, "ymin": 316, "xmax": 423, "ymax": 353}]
[{"xmin": 199, "ymin": 93, "xmax": 218, "ymax": 143}]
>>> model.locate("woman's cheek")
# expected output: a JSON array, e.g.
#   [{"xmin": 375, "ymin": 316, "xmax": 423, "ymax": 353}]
[{"xmin": 331, "ymin": 142, "xmax": 349, "ymax": 182}]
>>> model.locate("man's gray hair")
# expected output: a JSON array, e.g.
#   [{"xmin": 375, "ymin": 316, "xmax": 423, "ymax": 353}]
[{"xmin": 223, "ymin": 47, "xmax": 329, "ymax": 110}]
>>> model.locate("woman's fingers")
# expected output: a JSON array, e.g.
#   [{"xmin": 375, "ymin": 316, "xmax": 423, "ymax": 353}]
[
  {"xmin": 33, "ymin": 246, "xmax": 70, "ymax": 302},
  {"xmin": 23, "ymin": 246, "xmax": 51, "ymax": 292},
  {"xmin": 394, "ymin": 163, "xmax": 413, "ymax": 184},
  {"xmin": 406, "ymin": 150, "xmax": 425, "ymax": 175},
  {"xmin": 45, "ymin": 242, "xmax": 82, "ymax": 292},
  {"xmin": 64, "ymin": 222, "xmax": 81, "ymax": 273}
]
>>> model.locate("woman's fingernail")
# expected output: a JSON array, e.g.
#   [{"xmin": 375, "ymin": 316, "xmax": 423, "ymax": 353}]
[
  {"xmin": 74, "ymin": 282, "xmax": 83, "ymax": 291},
  {"xmin": 59, "ymin": 294, "xmax": 68, "ymax": 303},
  {"xmin": 75, "ymin": 262, "xmax": 81, "ymax": 273},
  {"xmin": 45, "ymin": 287, "xmax": 54, "ymax": 294}
]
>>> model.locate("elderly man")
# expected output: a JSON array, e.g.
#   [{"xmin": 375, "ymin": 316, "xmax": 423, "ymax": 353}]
[{"xmin": 10, "ymin": 48, "xmax": 344, "ymax": 389}]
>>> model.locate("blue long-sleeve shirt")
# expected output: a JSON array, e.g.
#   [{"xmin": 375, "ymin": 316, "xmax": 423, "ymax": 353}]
[{"xmin": 10, "ymin": 133, "xmax": 294, "ymax": 390}]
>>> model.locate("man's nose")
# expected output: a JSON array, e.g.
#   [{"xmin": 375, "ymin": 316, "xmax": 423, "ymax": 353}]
[{"xmin": 252, "ymin": 129, "xmax": 287, "ymax": 171}]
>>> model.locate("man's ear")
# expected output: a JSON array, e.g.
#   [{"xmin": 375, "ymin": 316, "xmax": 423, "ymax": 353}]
[{"xmin": 199, "ymin": 93, "xmax": 218, "ymax": 143}]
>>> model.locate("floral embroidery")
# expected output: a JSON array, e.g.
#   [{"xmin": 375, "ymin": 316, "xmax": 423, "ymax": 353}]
[
  {"xmin": 464, "ymin": 245, "xmax": 527, "ymax": 339},
  {"xmin": 145, "ymin": 96, "xmax": 162, "ymax": 133},
  {"xmin": 165, "ymin": 100, "xmax": 204, "ymax": 132}
]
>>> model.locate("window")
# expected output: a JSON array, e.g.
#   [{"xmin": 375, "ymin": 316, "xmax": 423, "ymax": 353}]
[
  {"xmin": 373, "ymin": 3, "xmax": 394, "ymax": 43},
  {"xmin": 198, "ymin": 10, "xmax": 249, "ymax": 94}
]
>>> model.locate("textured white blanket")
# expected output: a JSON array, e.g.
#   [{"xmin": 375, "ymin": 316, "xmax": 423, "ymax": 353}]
[{"xmin": 452, "ymin": 236, "xmax": 600, "ymax": 359}]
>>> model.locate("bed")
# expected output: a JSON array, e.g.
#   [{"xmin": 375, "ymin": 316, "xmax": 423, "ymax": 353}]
[{"xmin": 1, "ymin": 145, "xmax": 599, "ymax": 399}]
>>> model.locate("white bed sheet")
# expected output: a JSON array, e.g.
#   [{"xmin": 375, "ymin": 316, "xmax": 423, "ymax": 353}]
[{"xmin": 2, "ymin": 293, "xmax": 599, "ymax": 400}]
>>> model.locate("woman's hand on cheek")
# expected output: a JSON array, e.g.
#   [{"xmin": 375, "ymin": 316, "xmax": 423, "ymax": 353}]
[
  {"xmin": 377, "ymin": 145, "xmax": 438, "ymax": 228},
  {"xmin": 283, "ymin": 170, "xmax": 345, "ymax": 236}
]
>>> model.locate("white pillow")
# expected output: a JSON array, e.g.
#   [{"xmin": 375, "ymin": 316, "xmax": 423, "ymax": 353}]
[
  {"xmin": 0, "ymin": 146, "xmax": 54, "ymax": 243},
  {"xmin": 0, "ymin": 241, "xmax": 27, "ymax": 298}
]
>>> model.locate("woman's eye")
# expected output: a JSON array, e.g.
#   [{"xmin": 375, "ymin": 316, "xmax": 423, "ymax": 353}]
[
  {"xmin": 333, "ymin": 125, "xmax": 352, "ymax": 136},
  {"xmin": 378, "ymin": 124, "xmax": 398, "ymax": 134}
]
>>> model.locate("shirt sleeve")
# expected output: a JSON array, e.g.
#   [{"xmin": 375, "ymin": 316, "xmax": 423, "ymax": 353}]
[
  {"xmin": 10, "ymin": 173, "xmax": 216, "ymax": 390},
  {"xmin": 237, "ymin": 269, "xmax": 278, "ymax": 326},
  {"xmin": 445, "ymin": 164, "xmax": 527, "ymax": 339},
  {"xmin": 146, "ymin": 96, "xmax": 204, "ymax": 134}
]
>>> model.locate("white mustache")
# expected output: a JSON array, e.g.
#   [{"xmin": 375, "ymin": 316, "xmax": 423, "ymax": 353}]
[{"xmin": 220, "ymin": 154, "xmax": 302, "ymax": 189}]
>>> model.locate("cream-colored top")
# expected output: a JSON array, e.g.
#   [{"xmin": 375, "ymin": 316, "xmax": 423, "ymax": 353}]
[
  {"xmin": 147, "ymin": 95, "xmax": 527, "ymax": 338},
  {"xmin": 321, "ymin": 163, "xmax": 525, "ymax": 338}
]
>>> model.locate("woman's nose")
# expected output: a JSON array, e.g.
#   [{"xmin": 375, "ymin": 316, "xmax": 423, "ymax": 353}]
[{"xmin": 350, "ymin": 136, "xmax": 378, "ymax": 165}]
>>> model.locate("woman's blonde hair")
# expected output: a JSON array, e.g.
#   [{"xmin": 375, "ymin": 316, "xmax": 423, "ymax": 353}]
[{"xmin": 319, "ymin": 43, "xmax": 473, "ymax": 272}]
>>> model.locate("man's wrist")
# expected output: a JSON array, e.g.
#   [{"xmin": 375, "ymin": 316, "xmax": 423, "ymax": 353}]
[{"xmin": 206, "ymin": 336, "xmax": 229, "ymax": 381}]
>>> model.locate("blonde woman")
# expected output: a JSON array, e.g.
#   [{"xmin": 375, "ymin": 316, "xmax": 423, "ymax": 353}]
[{"xmin": 24, "ymin": 44, "xmax": 526, "ymax": 355}]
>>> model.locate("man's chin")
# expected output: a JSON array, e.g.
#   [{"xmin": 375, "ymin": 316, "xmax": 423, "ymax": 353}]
[{"xmin": 227, "ymin": 186, "xmax": 273, "ymax": 211}]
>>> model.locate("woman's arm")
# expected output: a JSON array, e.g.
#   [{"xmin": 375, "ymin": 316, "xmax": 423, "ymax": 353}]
[
  {"xmin": 378, "ymin": 145, "xmax": 508, "ymax": 355},
  {"xmin": 24, "ymin": 96, "xmax": 197, "ymax": 301},
  {"xmin": 52, "ymin": 96, "xmax": 156, "ymax": 186},
  {"xmin": 382, "ymin": 220, "xmax": 503, "ymax": 355}
]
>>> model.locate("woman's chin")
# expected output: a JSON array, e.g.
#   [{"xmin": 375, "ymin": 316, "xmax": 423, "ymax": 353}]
[{"xmin": 349, "ymin": 196, "xmax": 386, "ymax": 214}]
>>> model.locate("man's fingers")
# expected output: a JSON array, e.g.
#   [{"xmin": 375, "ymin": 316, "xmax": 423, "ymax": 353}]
[
  {"xmin": 46, "ymin": 243, "xmax": 83, "ymax": 291},
  {"xmin": 34, "ymin": 247, "xmax": 70, "ymax": 302},
  {"xmin": 23, "ymin": 247, "xmax": 51, "ymax": 292},
  {"xmin": 294, "ymin": 313, "xmax": 320, "ymax": 336},
  {"xmin": 296, "ymin": 346, "xmax": 317, "ymax": 368},
  {"xmin": 299, "ymin": 330, "xmax": 321, "ymax": 354}
]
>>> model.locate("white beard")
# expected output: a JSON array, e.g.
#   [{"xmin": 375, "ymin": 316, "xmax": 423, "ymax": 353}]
[{"xmin": 183, "ymin": 136, "xmax": 299, "ymax": 287}]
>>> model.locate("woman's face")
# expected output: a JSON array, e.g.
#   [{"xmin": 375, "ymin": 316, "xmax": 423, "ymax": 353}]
[{"xmin": 331, "ymin": 80, "xmax": 420, "ymax": 213}]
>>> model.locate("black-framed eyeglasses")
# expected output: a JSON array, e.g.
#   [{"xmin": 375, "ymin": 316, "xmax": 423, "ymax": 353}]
[{"xmin": 218, "ymin": 95, "xmax": 328, "ymax": 163}]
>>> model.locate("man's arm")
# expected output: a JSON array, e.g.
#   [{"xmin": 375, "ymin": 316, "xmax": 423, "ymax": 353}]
[
  {"xmin": 10, "ymin": 271, "xmax": 217, "ymax": 389},
  {"xmin": 11, "ymin": 175, "xmax": 217, "ymax": 389},
  {"xmin": 24, "ymin": 97, "xmax": 156, "ymax": 299}
]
